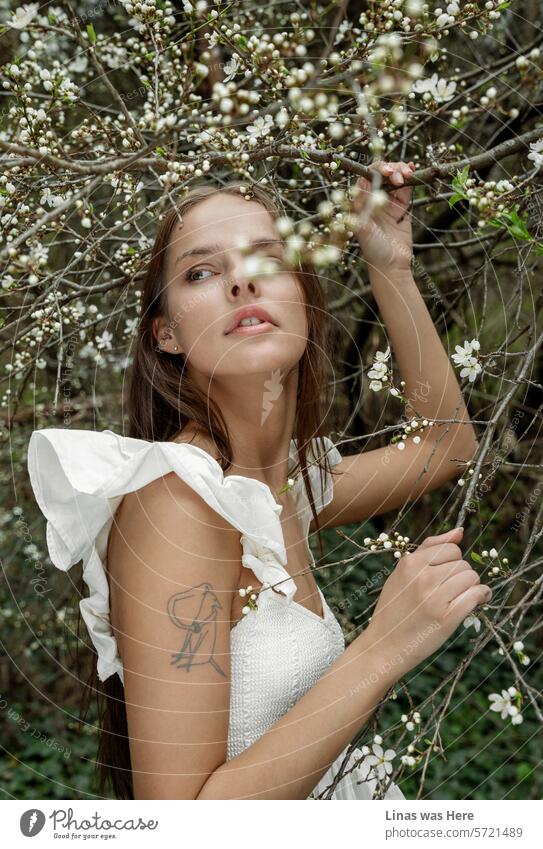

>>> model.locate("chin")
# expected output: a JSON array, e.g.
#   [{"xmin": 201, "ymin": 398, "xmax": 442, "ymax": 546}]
[{"xmin": 220, "ymin": 348, "xmax": 302, "ymax": 376}]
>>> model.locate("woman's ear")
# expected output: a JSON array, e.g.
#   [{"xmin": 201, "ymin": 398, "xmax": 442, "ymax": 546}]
[{"xmin": 152, "ymin": 317, "xmax": 182, "ymax": 355}]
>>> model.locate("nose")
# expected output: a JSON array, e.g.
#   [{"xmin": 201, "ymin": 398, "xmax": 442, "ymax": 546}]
[{"xmin": 225, "ymin": 254, "xmax": 258, "ymax": 298}]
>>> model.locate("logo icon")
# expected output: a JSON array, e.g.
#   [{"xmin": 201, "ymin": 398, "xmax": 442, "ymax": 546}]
[{"xmin": 20, "ymin": 809, "xmax": 46, "ymax": 837}]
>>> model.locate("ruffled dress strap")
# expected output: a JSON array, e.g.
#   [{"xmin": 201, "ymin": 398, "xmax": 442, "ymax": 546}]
[
  {"xmin": 289, "ymin": 435, "xmax": 343, "ymax": 529},
  {"xmin": 27, "ymin": 428, "xmax": 342, "ymax": 684}
]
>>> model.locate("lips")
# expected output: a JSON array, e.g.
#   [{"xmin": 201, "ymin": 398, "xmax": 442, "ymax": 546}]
[{"xmin": 225, "ymin": 306, "xmax": 277, "ymax": 334}]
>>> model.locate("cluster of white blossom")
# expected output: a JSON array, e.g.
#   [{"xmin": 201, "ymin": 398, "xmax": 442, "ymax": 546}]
[
  {"xmin": 478, "ymin": 548, "xmax": 511, "ymax": 579},
  {"xmin": 363, "ymin": 530, "xmax": 413, "ymax": 560},
  {"xmin": 120, "ymin": 0, "xmax": 176, "ymax": 34},
  {"xmin": 2, "ymin": 239, "xmax": 49, "ymax": 288},
  {"xmin": 3, "ymin": 58, "xmax": 79, "ymax": 111},
  {"xmin": 400, "ymin": 710, "xmax": 421, "ymax": 733},
  {"xmin": 392, "ymin": 416, "xmax": 435, "ymax": 451},
  {"xmin": 28, "ymin": 293, "xmax": 86, "ymax": 344},
  {"xmin": 451, "ymin": 338, "xmax": 482, "ymax": 383},
  {"xmin": 456, "ymin": 459, "xmax": 483, "ymax": 487},
  {"xmin": 367, "ymin": 345, "xmax": 394, "ymax": 392},
  {"xmin": 462, "ymin": 178, "xmax": 519, "ymax": 224}
]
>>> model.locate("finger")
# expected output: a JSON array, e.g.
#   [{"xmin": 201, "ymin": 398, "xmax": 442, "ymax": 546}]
[
  {"xmin": 431, "ymin": 558, "xmax": 473, "ymax": 585},
  {"xmin": 424, "ymin": 542, "xmax": 464, "ymax": 567},
  {"xmin": 444, "ymin": 583, "xmax": 492, "ymax": 629},
  {"xmin": 399, "ymin": 162, "xmax": 415, "ymax": 178},
  {"xmin": 384, "ymin": 162, "xmax": 415, "ymax": 185},
  {"xmin": 440, "ymin": 568, "xmax": 481, "ymax": 604},
  {"xmin": 389, "ymin": 165, "xmax": 405, "ymax": 186},
  {"xmin": 351, "ymin": 168, "xmax": 389, "ymax": 214},
  {"xmin": 418, "ymin": 528, "xmax": 464, "ymax": 549}
]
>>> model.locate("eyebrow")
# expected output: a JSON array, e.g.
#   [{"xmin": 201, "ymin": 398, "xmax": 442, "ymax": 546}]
[{"xmin": 174, "ymin": 238, "xmax": 283, "ymax": 265}]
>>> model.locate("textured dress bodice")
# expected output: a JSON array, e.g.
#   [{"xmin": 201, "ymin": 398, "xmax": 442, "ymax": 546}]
[{"xmin": 27, "ymin": 427, "xmax": 405, "ymax": 800}]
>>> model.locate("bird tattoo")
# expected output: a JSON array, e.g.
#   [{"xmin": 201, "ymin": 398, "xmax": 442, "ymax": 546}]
[{"xmin": 167, "ymin": 582, "xmax": 226, "ymax": 677}]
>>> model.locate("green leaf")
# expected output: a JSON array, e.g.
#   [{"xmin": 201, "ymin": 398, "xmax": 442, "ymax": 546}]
[
  {"xmin": 154, "ymin": 146, "xmax": 166, "ymax": 156},
  {"xmin": 86, "ymin": 23, "xmax": 97, "ymax": 44},
  {"xmin": 488, "ymin": 204, "xmax": 532, "ymax": 242},
  {"xmin": 236, "ymin": 34, "xmax": 248, "ymax": 48},
  {"xmin": 470, "ymin": 552, "xmax": 483, "ymax": 564},
  {"xmin": 449, "ymin": 191, "xmax": 467, "ymax": 208},
  {"xmin": 448, "ymin": 164, "xmax": 470, "ymax": 207}
]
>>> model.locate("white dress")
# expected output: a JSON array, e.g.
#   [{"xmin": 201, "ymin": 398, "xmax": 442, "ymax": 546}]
[{"xmin": 27, "ymin": 427, "xmax": 405, "ymax": 800}]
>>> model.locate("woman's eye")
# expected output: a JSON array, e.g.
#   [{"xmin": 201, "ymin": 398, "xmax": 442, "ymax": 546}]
[
  {"xmin": 264, "ymin": 256, "xmax": 283, "ymax": 270},
  {"xmin": 187, "ymin": 268, "xmax": 214, "ymax": 282}
]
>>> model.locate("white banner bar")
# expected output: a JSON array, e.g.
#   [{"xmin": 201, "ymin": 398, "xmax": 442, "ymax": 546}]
[{"xmin": 3, "ymin": 799, "xmax": 541, "ymax": 849}]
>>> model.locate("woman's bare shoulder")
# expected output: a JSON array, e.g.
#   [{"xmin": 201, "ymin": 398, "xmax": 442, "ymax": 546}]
[{"xmin": 111, "ymin": 469, "xmax": 239, "ymax": 553}]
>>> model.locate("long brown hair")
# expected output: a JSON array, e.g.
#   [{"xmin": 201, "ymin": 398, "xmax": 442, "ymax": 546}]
[{"xmin": 79, "ymin": 180, "xmax": 341, "ymax": 800}]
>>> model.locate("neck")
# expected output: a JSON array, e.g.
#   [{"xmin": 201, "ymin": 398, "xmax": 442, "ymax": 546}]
[{"xmin": 180, "ymin": 366, "xmax": 300, "ymax": 494}]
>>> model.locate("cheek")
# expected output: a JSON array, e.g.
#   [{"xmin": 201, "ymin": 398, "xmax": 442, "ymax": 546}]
[
  {"xmin": 283, "ymin": 276, "xmax": 308, "ymax": 337},
  {"xmin": 167, "ymin": 284, "xmax": 224, "ymax": 347}
]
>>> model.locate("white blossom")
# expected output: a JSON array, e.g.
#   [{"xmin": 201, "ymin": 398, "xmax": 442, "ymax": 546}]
[
  {"xmin": 223, "ymin": 54, "xmax": 241, "ymax": 83},
  {"xmin": 95, "ymin": 330, "xmax": 113, "ymax": 351},
  {"xmin": 246, "ymin": 114, "xmax": 274, "ymax": 139},
  {"xmin": 451, "ymin": 339, "xmax": 483, "ymax": 382},
  {"xmin": 360, "ymin": 743, "xmax": 397, "ymax": 781},
  {"xmin": 463, "ymin": 614, "xmax": 481, "ymax": 632},
  {"xmin": 488, "ymin": 689, "xmax": 522, "ymax": 724},
  {"xmin": 527, "ymin": 138, "xmax": 543, "ymax": 170},
  {"xmin": 412, "ymin": 73, "xmax": 457, "ymax": 103},
  {"xmin": 7, "ymin": 2, "xmax": 38, "ymax": 28}
]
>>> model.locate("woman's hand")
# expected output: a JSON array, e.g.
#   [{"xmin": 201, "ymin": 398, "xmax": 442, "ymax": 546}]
[
  {"xmin": 363, "ymin": 528, "xmax": 492, "ymax": 681},
  {"xmin": 352, "ymin": 159, "xmax": 417, "ymax": 273}
]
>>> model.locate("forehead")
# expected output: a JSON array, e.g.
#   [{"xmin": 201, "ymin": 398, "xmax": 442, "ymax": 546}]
[{"xmin": 170, "ymin": 193, "xmax": 279, "ymax": 251}]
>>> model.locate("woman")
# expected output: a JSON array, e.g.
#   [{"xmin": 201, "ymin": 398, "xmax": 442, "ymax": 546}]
[{"xmin": 27, "ymin": 163, "xmax": 490, "ymax": 800}]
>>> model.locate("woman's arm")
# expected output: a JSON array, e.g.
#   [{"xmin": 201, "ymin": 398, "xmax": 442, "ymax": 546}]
[
  {"xmin": 197, "ymin": 625, "xmax": 394, "ymax": 800},
  {"xmin": 366, "ymin": 263, "xmax": 479, "ymax": 457},
  {"xmin": 111, "ymin": 475, "xmax": 487, "ymax": 799},
  {"xmin": 110, "ymin": 471, "xmax": 397, "ymax": 800},
  {"xmin": 314, "ymin": 162, "xmax": 479, "ymax": 530}
]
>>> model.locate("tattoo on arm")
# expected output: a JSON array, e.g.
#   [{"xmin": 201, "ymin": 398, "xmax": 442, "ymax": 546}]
[{"xmin": 167, "ymin": 582, "xmax": 226, "ymax": 677}]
